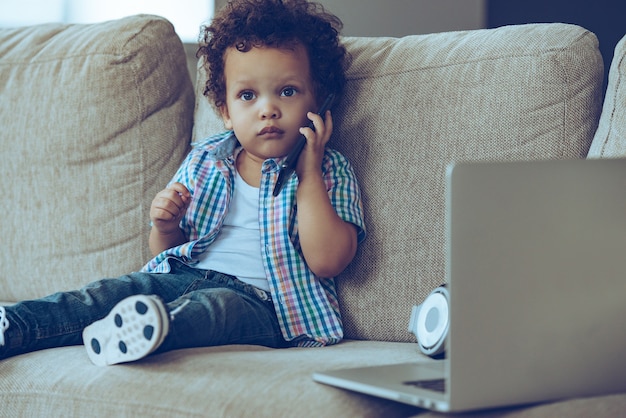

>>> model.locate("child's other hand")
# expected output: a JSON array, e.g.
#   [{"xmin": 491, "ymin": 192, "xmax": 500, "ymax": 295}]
[
  {"xmin": 297, "ymin": 110, "xmax": 333, "ymax": 179},
  {"xmin": 150, "ymin": 182, "xmax": 191, "ymax": 234},
  {"xmin": 295, "ymin": 109, "xmax": 357, "ymax": 278}
]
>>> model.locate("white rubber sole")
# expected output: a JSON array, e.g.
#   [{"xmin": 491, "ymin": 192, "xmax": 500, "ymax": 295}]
[{"xmin": 83, "ymin": 295, "xmax": 169, "ymax": 366}]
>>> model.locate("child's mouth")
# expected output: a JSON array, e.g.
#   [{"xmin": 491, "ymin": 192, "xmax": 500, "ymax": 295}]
[{"xmin": 259, "ymin": 126, "xmax": 284, "ymax": 137}]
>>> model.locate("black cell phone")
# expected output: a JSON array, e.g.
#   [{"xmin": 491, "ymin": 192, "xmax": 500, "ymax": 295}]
[{"xmin": 272, "ymin": 93, "xmax": 335, "ymax": 197}]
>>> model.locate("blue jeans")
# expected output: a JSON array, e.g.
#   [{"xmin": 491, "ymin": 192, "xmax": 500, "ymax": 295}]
[{"xmin": 1, "ymin": 259, "xmax": 287, "ymax": 360}]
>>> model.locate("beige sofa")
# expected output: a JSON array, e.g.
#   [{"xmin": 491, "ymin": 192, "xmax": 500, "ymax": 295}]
[{"xmin": 1, "ymin": 14, "xmax": 625, "ymax": 417}]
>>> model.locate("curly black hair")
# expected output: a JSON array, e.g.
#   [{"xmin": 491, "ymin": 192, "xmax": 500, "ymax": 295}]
[{"xmin": 197, "ymin": 0, "xmax": 349, "ymax": 110}]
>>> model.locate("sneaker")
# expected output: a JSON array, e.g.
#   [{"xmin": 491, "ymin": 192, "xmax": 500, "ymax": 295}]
[
  {"xmin": 0, "ymin": 306, "xmax": 9, "ymax": 347},
  {"xmin": 83, "ymin": 295, "xmax": 169, "ymax": 366}
]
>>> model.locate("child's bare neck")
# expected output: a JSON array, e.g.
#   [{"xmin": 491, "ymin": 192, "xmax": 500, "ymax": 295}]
[{"xmin": 236, "ymin": 149, "xmax": 262, "ymax": 187}]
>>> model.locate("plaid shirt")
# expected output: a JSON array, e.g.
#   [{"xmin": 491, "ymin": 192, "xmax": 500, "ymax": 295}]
[{"xmin": 143, "ymin": 131, "xmax": 366, "ymax": 347}]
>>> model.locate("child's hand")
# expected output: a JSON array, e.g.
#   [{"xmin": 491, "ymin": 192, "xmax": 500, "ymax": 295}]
[
  {"xmin": 149, "ymin": 182, "xmax": 191, "ymax": 234},
  {"xmin": 296, "ymin": 110, "xmax": 333, "ymax": 179}
]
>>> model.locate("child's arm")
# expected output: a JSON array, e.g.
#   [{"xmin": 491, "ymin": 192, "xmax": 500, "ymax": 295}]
[
  {"xmin": 296, "ymin": 111, "xmax": 359, "ymax": 278},
  {"xmin": 148, "ymin": 182, "xmax": 191, "ymax": 256}
]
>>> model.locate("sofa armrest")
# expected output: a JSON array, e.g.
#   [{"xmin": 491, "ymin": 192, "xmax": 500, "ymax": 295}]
[{"xmin": 588, "ymin": 33, "xmax": 626, "ymax": 157}]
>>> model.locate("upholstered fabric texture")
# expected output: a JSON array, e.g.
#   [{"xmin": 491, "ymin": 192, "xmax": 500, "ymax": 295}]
[
  {"xmin": 588, "ymin": 34, "xmax": 626, "ymax": 157},
  {"xmin": 194, "ymin": 23, "xmax": 603, "ymax": 342},
  {"xmin": 3, "ymin": 339, "xmax": 624, "ymax": 418},
  {"xmin": 0, "ymin": 340, "xmax": 423, "ymax": 417},
  {"xmin": 0, "ymin": 16, "xmax": 194, "ymax": 300}
]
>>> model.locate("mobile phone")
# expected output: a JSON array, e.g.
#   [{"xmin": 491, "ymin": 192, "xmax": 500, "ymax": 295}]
[{"xmin": 272, "ymin": 93, "xmax": 335, "ymax": 197}]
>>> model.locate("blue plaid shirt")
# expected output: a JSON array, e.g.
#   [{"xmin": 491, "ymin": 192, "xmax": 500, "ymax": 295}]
[{"xmin": 143, "ymin": 131, "xmax": 366, "ymax": 346}]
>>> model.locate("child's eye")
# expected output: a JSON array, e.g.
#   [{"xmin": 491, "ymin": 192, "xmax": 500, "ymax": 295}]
[
  {"xmin": 281, "ymin": 87, "xmax": 297, "ymax": 97},
  {"xmin": 239, "ymin": 91, "xmax": 255, "ymax": 101}
]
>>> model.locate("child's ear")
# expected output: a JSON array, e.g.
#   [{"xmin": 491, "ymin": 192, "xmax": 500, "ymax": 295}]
[{"xmin": 219, "ymin": 105, "xmax": 233, "ymax": 130}]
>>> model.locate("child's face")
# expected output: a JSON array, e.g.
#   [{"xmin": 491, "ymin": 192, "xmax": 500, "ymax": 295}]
[{"xmin": 219, "ymin": 44, "xmax": 318, "ymax": 161}]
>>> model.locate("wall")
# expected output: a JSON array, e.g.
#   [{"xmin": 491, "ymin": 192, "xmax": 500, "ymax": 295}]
[
  {"xmin": 213, "ymin": 0, "xmax": 486, "ymax": 37},
  {"xmin": 316, "ymin": 0, "xmax": 485, "ymax": 36}
]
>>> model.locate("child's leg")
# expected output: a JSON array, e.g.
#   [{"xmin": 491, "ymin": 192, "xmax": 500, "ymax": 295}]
[
  {"xmin": 0, "ymin": 260, "xmax": 204, "ymax": 361},
  {"xmin": 156, "ymin": 271, "xmax": 288, "ymax": 353}
]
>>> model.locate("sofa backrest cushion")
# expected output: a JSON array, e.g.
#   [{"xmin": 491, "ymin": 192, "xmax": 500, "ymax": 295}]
[
  {"xmin": 588, "ymin": 34, "xmax": 626, "ymax": 157},
  {"xmin": 194, "ymin": 23, "xmax": 602, "ymax": 342},
  {"xmin": 0, "ymin": 15, "xmax": 194, "ymax": 301}
]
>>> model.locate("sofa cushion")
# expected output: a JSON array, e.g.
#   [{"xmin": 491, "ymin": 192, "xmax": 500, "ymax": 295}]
[
  {"xmin": 194, "ymin": 23, "xmax": 603, "ymax": 342},
  {"xmin": 0, "ymin": 15, "xmax": 194, "ymax": 301},
  {"xmin": 588, "ymin": 34, "xmax": 626, "ymax": 157},
  {"xmin": 0, "ymin": 341, "xmax": 422, "ymax": 417}
]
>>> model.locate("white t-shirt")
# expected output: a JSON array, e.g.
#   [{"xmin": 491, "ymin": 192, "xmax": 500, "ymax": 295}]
[{"xmin": 195, "ymin": 172, "xmax": 269, "ymax": 291}]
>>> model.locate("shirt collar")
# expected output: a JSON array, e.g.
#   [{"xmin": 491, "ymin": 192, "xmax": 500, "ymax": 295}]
[
  {"xmin": 199, "ymin": 130, "xmax": 284, "ymax": 173},
  {"xmin": 204, "ymin": 131, "xmax": 239, "ymax": 160}
]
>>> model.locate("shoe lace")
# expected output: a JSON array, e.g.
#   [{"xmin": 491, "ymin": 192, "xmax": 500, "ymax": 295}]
[{"xmin": 0, "ymin": 306, "xmax": 9, "ymax": 347}]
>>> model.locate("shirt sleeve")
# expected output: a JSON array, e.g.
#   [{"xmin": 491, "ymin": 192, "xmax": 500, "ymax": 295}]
[
  {"xmin": 322, "ymin": 149, "xmax": 367, "ymax": 244},
  {"xmin": 169, "ymin": 150, "xmax": 198, "ymax": 236}
]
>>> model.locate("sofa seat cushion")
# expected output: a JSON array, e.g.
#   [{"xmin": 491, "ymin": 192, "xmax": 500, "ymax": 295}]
[
  {"xmin": 2, "ymin": 339, "xmax": 625, "ymax": 417},
  {"xmin": 0, "ymin": 340, "xmax": 424, "ymax": 417},
  {"xmin": 0, "ymin": 15, "xmax": 194, "ymax": 301}
]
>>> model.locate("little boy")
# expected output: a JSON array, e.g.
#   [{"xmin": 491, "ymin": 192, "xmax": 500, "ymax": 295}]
[{"xmin": 0, "ymin": 0, "xmax": 365, "ymax": 366}]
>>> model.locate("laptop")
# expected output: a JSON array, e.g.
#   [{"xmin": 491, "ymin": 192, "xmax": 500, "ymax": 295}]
[{"xmin": 313, "ymin": 158, "xmax": 626, "ymax": 413}]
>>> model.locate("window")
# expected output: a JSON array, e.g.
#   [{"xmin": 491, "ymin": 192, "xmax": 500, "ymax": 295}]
[{"xmin": 0, "ymin": 0, "xmax": 213, "ymax": 43}]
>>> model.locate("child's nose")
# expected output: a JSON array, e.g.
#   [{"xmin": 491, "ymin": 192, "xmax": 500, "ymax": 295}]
[{"xmin": 260, "ymin": 99, "xmax": 281, "ymax": 119}]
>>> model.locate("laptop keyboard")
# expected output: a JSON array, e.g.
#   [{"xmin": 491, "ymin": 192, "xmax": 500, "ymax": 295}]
[{"xmin": 403, "ymin": 379, "xmax": 446, "ymax": 393}]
